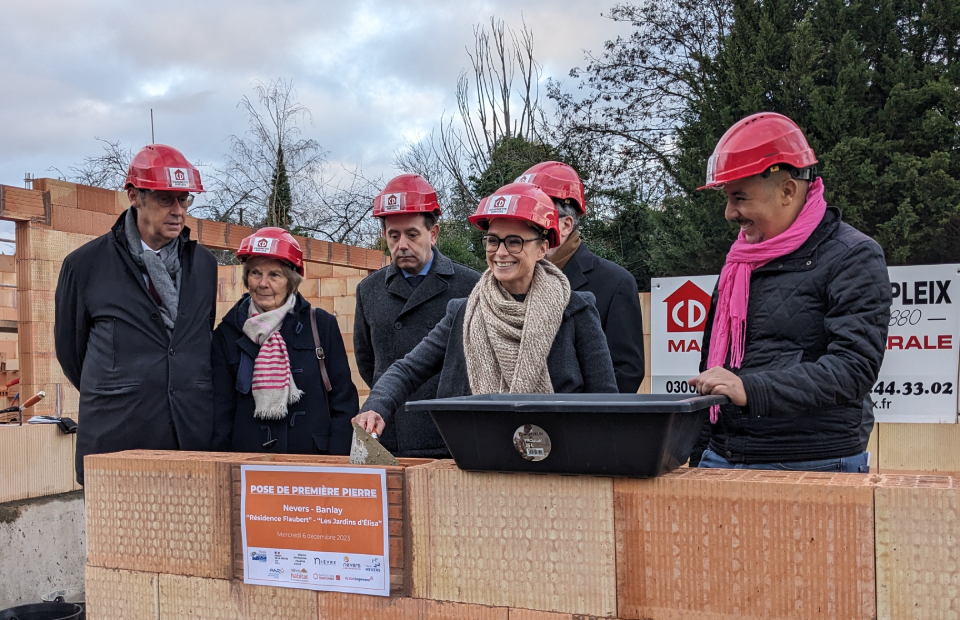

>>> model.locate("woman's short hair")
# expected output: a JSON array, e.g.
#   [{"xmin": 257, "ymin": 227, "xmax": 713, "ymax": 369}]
[{"xmin": 243, "ymin": 256, "xmax": 303, "ymax": 298}]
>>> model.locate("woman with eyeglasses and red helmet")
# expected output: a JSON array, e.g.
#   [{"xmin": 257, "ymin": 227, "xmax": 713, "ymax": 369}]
[
  {"xmin": 353, "ymin": 182, "xmax": 617, "ymax": 437},
  {"xmin": 211, "ymin": 228, "xmax": 359, "ymax": 455}
]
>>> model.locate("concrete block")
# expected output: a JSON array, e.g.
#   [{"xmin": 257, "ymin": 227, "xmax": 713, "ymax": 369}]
[
  {"xmin": 346, "ymin": 276, "xmax": 365, "ymax": 295},
  {"xmin": 77, "ymin": 185, "xmax": 119, "ymax": 214},
  {"xmin": 321, "ymin": 277, "xmax": 347, "ymax": 297},
  {"xmin": 0, "ymin": 424, "xmax": 78, "ymax": 504},
  {"xmin": 408, "ymin": 460, "xmax": 616, "ymax": 616},
  {"xmin": 334, "ymin": 295, "xmax": 356, "ymax": 314},
  {"xmin": 31, "ymin": 179, "xmax": 78, "ymax": 209},
  {"xmin": 158, "ymin": 573, "xmax": 316, "ymax": 620},
  {"xmin": 85, "ymin": 451, "xmax": 233, "ymax": 579},
  {"xmin": 878, "ymin": 423, "xmax": 960, "ymax": 472},
  {"xmin": 615, "ymin": 468, "xmax": 877, "ymax": 620},
  {"xmin": 875, "ymin": 473, "xmax": 960, "ymax": 619},
  {"xmin": 305, "ymin": 262, "xmax": 334, "ymax": 279},
  {"xmin": 0, "ymin": 491, "xmax": 86, "ymax": 610},
  {"xmin": 85, "ymin": 566, "xmax": 158, "ymax": 620}
]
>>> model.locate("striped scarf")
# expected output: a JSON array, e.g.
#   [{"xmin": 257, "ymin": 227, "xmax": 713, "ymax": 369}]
[{"xmin": 243, "ymin": 294, "xmax": 303, "ymax": 420}]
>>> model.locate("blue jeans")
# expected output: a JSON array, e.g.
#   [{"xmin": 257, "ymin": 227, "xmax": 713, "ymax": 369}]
[{"xmin": 698, "ymin": 447, "xmax": 870, "ymax": 473}]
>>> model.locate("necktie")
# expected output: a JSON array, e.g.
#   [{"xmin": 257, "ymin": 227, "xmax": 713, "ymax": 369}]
[{"xmin": 407, "ymin": 275, "xmax": 426, "ymax": 289}]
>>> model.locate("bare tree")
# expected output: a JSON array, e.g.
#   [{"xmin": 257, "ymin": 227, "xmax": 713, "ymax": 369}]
[
  {"xmin": 55, "ymin": 138, "xmax": 135, "ymax": 190},
  {"xmin": 297, "ymin": 165, "xmax": 383, "ymax": 247},
  {"xmin": 421, "ymin": 17, "xmax": 545, "ymax": 203},
  {"xmin": 208, "ymin": 78, "xmax": 326, "ymax": 228},
  {"xmin": 547, "ymin": 0, "xmax": 733, "ymax": 199}
]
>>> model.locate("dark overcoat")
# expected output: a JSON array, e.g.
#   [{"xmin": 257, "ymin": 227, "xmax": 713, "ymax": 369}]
[
  {"xmin": 362, "ymin": 291, "xmax": 619, "ymax": 428},
  {"xmin": 691, "ymin": 207, "xmax": 891, "ymax": 466},
  {"xmin": 561, "ymin": 244, "xmax": 645, "ymax": 393},
  {"xmin": 353, "ymin": 249, "xmax": 480, "ymax": 456},
  {"xmin": 211, "ymin": 294, "xmax": 358, "ymax": 455},
  {"xmin": 55, "ymin": 209, "xmax": 217, "ymax": 485}
]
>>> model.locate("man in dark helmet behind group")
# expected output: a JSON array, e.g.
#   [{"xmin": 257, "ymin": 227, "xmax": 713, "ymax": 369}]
[
  {"xmin": 688, "ymin": 112, "xmax": 891, "ymax": 472},
  {"xmin": 55, "ymin": 144, "xmax": 218, "ymax": 485},
  {"xmin": 353, "ymin": 174, "xmax": 481, "ymax": 457},
  {"xmin": 517, "ymin": 162, "xmax": 645, "ymax": 394}
]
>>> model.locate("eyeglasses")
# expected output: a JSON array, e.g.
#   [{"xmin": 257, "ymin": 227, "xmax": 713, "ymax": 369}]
[
  {"xmin": 142, "ymin": 190, "xmax": 195, "ymax": 208},
  {"xmin": 482, "ymin": 234, "xmax": 544, "ymax": 254}
]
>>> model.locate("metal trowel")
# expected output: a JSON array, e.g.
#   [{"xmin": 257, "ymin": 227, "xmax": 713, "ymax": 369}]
[{"xmin": 349, "ymin": 423, "xmax": 399, "ymax": 465}]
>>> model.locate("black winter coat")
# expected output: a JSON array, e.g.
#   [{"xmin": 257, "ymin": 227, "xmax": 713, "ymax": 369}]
[
  {"xmin": 561, "ymin": 244, "xmax": 645, "ymax": 393},
  {"xmin": 691, "ymin": 207, "xmax": 891, "ymax": 465},
  {"xmin": 354, "ymin": 249, "xmax": 480, "ymax": 456},
  {"xmin": 212, "ymin": 294, "xmax": 358, "ymax": 455},
  {"xmin": 363, "ymin": 291, "xmax": 619, "ymax": 430},
  {"xmin": 55, "ymin": 210, "xmax": 217, "ymax": 485}
]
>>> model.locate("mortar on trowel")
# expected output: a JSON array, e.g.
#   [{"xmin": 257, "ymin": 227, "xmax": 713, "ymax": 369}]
[{"xmin": 349, "ymin": 423, "xmax": 398, "ymax": 466}]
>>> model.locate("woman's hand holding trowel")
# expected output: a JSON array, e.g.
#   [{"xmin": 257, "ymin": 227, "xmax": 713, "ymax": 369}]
[{"xmin": 352, "ymin": 410, "xmax": 386, "ymax": 437}]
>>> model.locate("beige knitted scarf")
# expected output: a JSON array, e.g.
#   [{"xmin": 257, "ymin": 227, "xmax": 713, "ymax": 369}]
[{"xmin": 463, "ymin": 260, "xmax": 571, "ymax": 394}]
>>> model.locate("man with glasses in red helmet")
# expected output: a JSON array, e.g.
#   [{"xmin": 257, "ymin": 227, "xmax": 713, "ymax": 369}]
[
  {"xmin": 687, "ymin": 113, "xmax": 891, "ymax": 473},
  {"xmin": 55, "ymin": 144, "xmax": 218, "ymax": 485},
  {"xmin": 353, "ymin": 174, "xmax": 480, "ymax": 457},
  {"xmin": 517, "ymin": 162, "xmax": 645, "ymax": 394}
]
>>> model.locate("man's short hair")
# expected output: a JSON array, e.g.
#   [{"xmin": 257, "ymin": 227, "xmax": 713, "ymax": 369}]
[
  {"xmin": 243, "ymin": 256, "xmax": 303, "ymax": 298},
  {"xmin": 381, "ymin": 212, "xmax": 439, "ymax": 232},
  {"xmin": 552, "ymin": 198, "xmax": 580, "ymax": 230}
]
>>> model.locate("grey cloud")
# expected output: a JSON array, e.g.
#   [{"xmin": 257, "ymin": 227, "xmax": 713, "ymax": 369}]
[{"xmin": 0, "ymin": 0, "xmax": 628, "ymax": 190}]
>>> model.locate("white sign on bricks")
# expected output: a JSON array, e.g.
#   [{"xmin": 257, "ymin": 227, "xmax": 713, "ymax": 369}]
[{"xmin": 650, "ymin": 264, "xmax": 960, "ymax": 423}]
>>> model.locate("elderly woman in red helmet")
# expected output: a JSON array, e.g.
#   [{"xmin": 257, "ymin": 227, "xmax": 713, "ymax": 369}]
[
  {"xmin": 353, "ymin": 183, "xmax": 617, "ymax": 437},
  {"xmin": 212, "ymin": 228, "xmax": 358, "ymax": 454}
]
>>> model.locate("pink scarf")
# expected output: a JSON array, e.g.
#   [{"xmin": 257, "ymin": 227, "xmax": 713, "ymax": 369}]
[{"xmin": 706, "ymin": 177, "xmax": 827, "ymax": 422}]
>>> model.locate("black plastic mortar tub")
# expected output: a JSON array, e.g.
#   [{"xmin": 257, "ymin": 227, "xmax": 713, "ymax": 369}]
[
  {"xmin": 0, "ymin": 603, "xmax": 83, "ymax": 620},
  {"xmin": 405, "ymin": 393, "xmax": 729, "ymax": 477}
]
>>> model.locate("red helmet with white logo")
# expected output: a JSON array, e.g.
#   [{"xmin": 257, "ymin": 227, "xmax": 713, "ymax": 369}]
[
  {"xmin": 372, "ymin": 174, "xmax": 441, "ymax": 218},
  {"xmin": 124, "ymin": 144, "xmax": 205, "ymax": 192},
  {"xmin": 516, "ymin": 161, "xmax": 586, "ymax": 215},
  {"xmin": 469, "ymin": 182, "xmax": 561, "ymax": 248},
  {"xmin": 699, "ymin": 112, "xmax": 818, "ymax": 190},
  {"xmin": 236, "ymin": 227, "xmax": 304, "ymax": 275}
]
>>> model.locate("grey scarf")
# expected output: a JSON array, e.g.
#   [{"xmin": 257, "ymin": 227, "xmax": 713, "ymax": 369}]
[{"xmin": 124, "ymin": 207, "xmax": 182, "ymax": 333}]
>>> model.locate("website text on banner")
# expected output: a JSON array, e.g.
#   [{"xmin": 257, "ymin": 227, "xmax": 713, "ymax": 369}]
[
  {"xmin": 650, "ymin": 264, "xmax": 960, "ymax": 424},
  {"xmin": 240, "ymin": 465, "xmax": 390, "ymax": 596}
]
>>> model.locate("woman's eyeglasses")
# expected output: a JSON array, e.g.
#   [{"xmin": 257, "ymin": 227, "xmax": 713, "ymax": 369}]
[{"xmin": 482, "ymin": 234, "xmax": 544, "ymax": 254}]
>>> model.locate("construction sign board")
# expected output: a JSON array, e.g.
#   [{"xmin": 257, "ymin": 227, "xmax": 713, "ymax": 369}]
[
  {"xmin": 651, "ymin": 264, "xmax": 960, "ymax": 423},
  {"xmin": 240, "ymin": 465, "xmax": 390, "ymax": 596}
]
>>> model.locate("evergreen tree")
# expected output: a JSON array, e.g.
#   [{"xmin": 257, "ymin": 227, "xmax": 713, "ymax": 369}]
[
  {"xmin": 662, "ymin": 0, "xmax": 960, "ymax": 273},
  {"xmin": 267, "ymin": 144, "xmax": 294, "ymax": 228}
]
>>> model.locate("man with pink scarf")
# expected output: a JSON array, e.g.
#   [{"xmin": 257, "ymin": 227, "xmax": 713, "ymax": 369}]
[{"xmin": 688, "ymin": 112, "xmax": 891, "ymax": 473}]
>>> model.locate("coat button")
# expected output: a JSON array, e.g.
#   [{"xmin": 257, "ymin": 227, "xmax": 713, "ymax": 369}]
[
  {"xmin": 169, "ymin": 349, "xmax": 176, "ymax": 356},
  {"xmin": 725, "ymin": 451, "xmax": 733, "ymax": 459},
  {"xmin": 806, "ymin": 260, "xmax": 812, "ymax": 265},
  {"xmin": 777, "ymin": 264, "xmax": 783, "ymax": 268},
  {"xmin": 394, "ymin": 321, "xmax": 402, "ymax": 330},
  {"xmin": 169, "ymin": 388, "xmax": 176, "ymax": 395},
  {"xmin": 151, "ymin": 313, "xmax": 159, "ymax": 321}
]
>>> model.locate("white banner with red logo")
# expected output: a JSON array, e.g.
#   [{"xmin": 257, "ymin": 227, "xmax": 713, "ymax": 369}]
[{"xmin": 651, "ymin": 264, "xmax": 960, "ymax": 423}]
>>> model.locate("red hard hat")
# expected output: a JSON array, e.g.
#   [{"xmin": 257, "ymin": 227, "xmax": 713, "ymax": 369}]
[
  {"xmin": 124, "ymin": 144, "xmax": 204, "ymax": 192},
  {"xmin": 372, "ymin": 174, "xmax": 441, "ymax": 218},
  {"xmin": 699, "ymin": 112, "xmax": 818, "ymax": 190},
  {"xmin": 516, "ymin": 161, "xmax": 586, "ymax": 215},
  {"xmin": 469, "ymin": 182, "xmax": 561, "ymax": 248},
  {"xmin": 236, "ymin": 227, "xmax": 304, "ymax": 275}
]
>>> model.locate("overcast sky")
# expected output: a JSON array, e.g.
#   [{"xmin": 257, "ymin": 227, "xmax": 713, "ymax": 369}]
[{"xmin": 0, "ymin": 0, "xmax": 630, "ymax": 199}]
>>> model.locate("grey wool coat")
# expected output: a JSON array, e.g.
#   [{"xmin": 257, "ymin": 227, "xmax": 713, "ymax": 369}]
[
  {"xmin": 362, "ymin": 292, "xmax": 619, "ymax": 436},
  {"xmin": 354, "ymin": 249, "xmax": 481, "ymax": 456}
]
